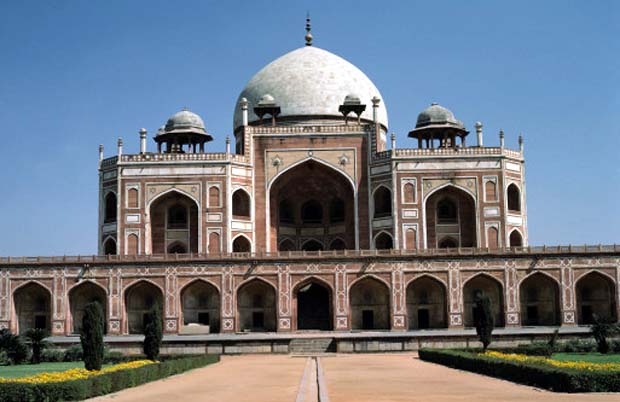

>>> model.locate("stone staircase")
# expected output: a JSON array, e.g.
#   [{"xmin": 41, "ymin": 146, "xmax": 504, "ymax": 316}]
[{"xmin": 290, "ymin": 337, "xmax": 335, "ymax": 354}]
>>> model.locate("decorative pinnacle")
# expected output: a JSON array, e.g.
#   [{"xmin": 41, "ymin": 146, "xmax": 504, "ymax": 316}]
[{"xmin": 305, "ymin": 13, "xmax": 313, "ymax": 46}]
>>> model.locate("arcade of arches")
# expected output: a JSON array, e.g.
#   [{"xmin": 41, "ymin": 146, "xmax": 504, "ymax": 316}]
[
  {"xmin": 7, "ymin": 268, "xmax": 618, "ymax": 335},
  {"xmin": 270, "ymin": 161, "xmax": 355, "ymax": 252}
]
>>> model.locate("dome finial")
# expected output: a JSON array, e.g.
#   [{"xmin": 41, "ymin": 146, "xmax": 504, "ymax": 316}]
[{"xmin": 305, "ymin": 13, "xmax": 313, "ymax": 46}]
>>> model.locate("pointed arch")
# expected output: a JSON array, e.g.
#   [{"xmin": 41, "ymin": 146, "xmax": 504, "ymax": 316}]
[
  {"xmin": 13, "ymin": 281, "xmax": 52, "ymax": 334},
  {"xmin": 575, "ymin": 271, "xmax": 617, "ymax": 324},
  {"xmin": 293, "ymin": 276, "xmax": 333, "ymax": 330},
  {"xmin": 236, "ymin": 278, "xmax": 277, "ymax": 332},
  {"xmin": 328, "ymin": 237, "xmax": 346, "ymax": 251},
  {"xmin": 103, "ymin": 191, "xmax": 117, "ymax": 223},
  {"xmin": 372, "ymin": 185, "xmax": 392, "ymax": 219},
  {"xmin": 519, "ymin": 272, "xmax": 560, "ymax": 326},
  {"xmin": 232, "ymin": 234, "xmax": 252, "ymax": 253},
  {"xmin": 374, "ymin": 231, "xmax": 394, "ymax": 250},
  {"xmin": 507, "ymin": 183, "xmax": 521, "ymax": 212},
  {"xmin": 148, "ymin": 188, "xmax": 200, "ymax": 254},
  {"xmin": 180, "ymin": 279, "xmax": 220, "ymax": 333},
  {"xmin": 349, "ymin": 276, "xmax": 390, "ymax": 330},
  {"xmin": 509, "ymin": 229, "xmax": 523, "ymax": 247},
  {"xmin": 301, "ymin": 238, "xmax": 324, "ymax": 251},
  {"xmin": 124, "ymin": 280, "xmax": 164, "ymax": 334},
  {"xmin": 406, "ymin": 275, "xmax": 448, "ymax": 329},
  {"xmin": 102, "ymin": 236, "xmax": 117, "ymax": 255},
  {"xmin": 462, "ymin": 273, "xmax": 505, "ymax": 327},
  {"xmin": 68, "ymin": 281, "xmax": 107, "ymax": 334},
  {"xmin": 232, "ymin": 188, "xmax": 251, "ymax": 219}
]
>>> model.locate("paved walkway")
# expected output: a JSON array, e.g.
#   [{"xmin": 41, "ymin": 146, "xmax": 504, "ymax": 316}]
[{"xmin": 90, "ymin": 353, "xmax": 619, "ymax": 402}]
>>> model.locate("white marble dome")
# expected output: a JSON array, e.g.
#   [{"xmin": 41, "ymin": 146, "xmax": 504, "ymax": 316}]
[{"xmin": 233, "ymin": 46, "xmax": 388, "ymax": 129}]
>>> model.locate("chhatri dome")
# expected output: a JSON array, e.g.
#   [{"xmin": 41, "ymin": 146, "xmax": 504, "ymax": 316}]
[{"xmin": 233, "ymin": 19, "xmax": 388, "ymax": 130}]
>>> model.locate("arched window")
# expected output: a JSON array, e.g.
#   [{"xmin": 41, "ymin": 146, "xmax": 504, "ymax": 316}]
[
  {"xmin": 373, "ymin": 187, "xmax": 392, "ymax": 218},
  {"xmin": 507, "ymin": 184, "xmax": 521, "ymax": 212},
  {"xmin": 375, "ymin": 232, "xmax": 393, "ymax": 250},
  {"xmin": 208, "ymin": 232, "xmax": 220, "ymax": 254},
  {"xmin": 232, "ymin": 190, "xmax": 251, "ymax": 218},
  {"xmin": 405, "ymin": 228, "xmax": 417, "ymax": 250},
  {"xmin": 208, "ymin": 186, "xmax": 220, "ymax": 207},
  {"xmin": 279, "ymin": 199, "xmax": 293, "ymax": 224},
  {"xmin": 329, "ymin": 198, "xmax": 345, "ymax": 223},
  {"xmin": 485, "ymin": 181, "xmax": 497, "ymax": 202},
  {"xmin": 104, "ymin": 192, "xmax": 117, "ymax": 223},
  {"xmin": 487, "ymin": 227, "xmax": 499, "ymax": 249},
  {"xmin": 301, "ymin": 200, "xmax": 323, "ymax": 224},
  {"xmin": 233, "ymin": 236, "xmax": 251, "ymax": 253},
  {"xmin": 403, "ymin": 182, "xmax": 415, "ymax": 203},
  {"xmin": 167, "ymin": 204, "xmax": 188, "ymax": 229},
  {"xmin": 509, "ymin": 230, "xmax": 523, "ymax": 247},
  {"xmin": 168, "ymin": 242, "xmax": 187, "ymax": 254},
  {"xmin": 302, "ymin": 239, "xmax": 323, "ymax": 251},
  {"xmin": 127, "ymin": 233, "xmax": 139, "ymax": 255},
  {"xmin": 329, "ymin": 238, "xmax": 346, "ymax": 250},
  {"xmin": 103, "ymin": 237, "xmax": 116, "ymax": 255},
  {"xmin": 436, "ymin": 198, "xmax": 457, "ymax": 224},
  {"xmin": 127, "ymin": 188, "xmax": 139, "ymax": 208},
  {"xmin": 279, "ymin": 239, "xmax": 295, "ymax": 251},
  {"xmin": 438, "ymin": 237, "xmax": 458, "ymax": 248}
]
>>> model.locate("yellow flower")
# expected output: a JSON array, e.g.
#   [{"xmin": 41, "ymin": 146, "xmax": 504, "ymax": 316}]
[
  {"xmin": 481, "ymin": 351, "xmax": 620, "ymax": 372},
  {"xmin": 0, "ymin": 360, "xmax": 157, "ymax": 384}
]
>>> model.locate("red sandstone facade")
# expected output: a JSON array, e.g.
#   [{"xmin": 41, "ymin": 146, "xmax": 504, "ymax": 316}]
[{"xmin": 1, "ymin": 33, "xmax": 617, "ymax": 338}]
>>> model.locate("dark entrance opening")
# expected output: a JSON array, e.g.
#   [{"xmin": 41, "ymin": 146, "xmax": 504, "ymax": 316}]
[
  {"xmin": 417, "ymin": 309, "xmax": 430, "ymax": 329},
  {"xmin": 198, "ymin": 312, "xmax": 210, "ymax": 325},
  {"xmin": 297, "ymin": 282, "xmax": 332, "ymax": 330},
  {"xmin": 581, "ymin": 305, "xmax": 594, "ymax": 325},
  {"xmin": 253, "ymin": 312, "xmax": 265, "ymax": 329},
  {"xmin": 362, "ymin": 310, "xmax": 374, "ymax": 329},
  {"xmin": 34, "ymin": 315, "xmax": 47, "ymax": 329},
  {"xmin": 526, "ymin": 306, "xmax": 539, "ymax": 325}
]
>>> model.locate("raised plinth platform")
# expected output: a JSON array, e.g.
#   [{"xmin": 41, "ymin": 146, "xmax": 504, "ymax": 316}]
[{"xmin": 48, "ymin": 326, "xmax": 592, "ymax": 355}]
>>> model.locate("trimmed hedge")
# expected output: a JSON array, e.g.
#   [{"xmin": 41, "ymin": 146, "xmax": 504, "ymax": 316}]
[
  {"xmin": 418, "ymin": 348, "xmax": 620, "ymax": 393},
  {"xmin": 0, "ymin": 354, "xmax": 220, "ymax": 402}
]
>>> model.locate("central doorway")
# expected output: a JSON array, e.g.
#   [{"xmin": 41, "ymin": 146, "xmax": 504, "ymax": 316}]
[{"xmin": 296, "ymin": 280, "xmax": 332, "ymax": 330}]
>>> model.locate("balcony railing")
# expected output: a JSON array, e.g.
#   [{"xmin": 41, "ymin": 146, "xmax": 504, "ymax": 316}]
[
  {"xmin": 1, "ymin": 245, "xmax": 617, "ymax": 266},
  {"xmin": 100, "ymin": 153, "xmax": 250, "ymax": 167}
]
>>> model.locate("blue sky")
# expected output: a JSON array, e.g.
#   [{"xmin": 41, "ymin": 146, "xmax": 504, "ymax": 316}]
[{"xmin": 0, "ymin": 1, "xmax": 618, "ymax": 255}]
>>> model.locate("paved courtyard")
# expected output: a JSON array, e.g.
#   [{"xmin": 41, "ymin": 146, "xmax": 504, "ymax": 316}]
[{"xmin": 90, "ymin": 353, "xmax": 619, "ymax": 402}]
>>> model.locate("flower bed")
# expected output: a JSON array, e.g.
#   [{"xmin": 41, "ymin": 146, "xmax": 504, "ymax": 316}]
[
  {"xmin": 0, "ymin": 354, "xmax": 219, "ymax": 401},
  {"xmin": 418, "ymin": 348, "xmax": 620, "ymax": 392}
]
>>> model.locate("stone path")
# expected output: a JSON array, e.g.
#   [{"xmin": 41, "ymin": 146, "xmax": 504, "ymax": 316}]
[{"xmin": 89, "ymin": 353, "xmax": 619, "ymax": 402}]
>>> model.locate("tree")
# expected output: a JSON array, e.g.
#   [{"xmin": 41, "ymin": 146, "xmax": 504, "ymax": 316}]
[
  {"xmin": 473, "ymin": 291, "xmax": 494, "ymax": 351},
  {"xmin": 143, "ymin": 302, "xmax": 162, "ymax": 361},
  {"xmin": 24, "ymin": 328, "xmax": 49, "ymax": 364},
  {"xmin": 591, "ymin": 314, "xmax": 619, "ymax": 354},
  {"xmin": 80, "ymin": 301, "xmax": 105, "ymax": 370},
  {"xmin": 0, "ymin": 328, "xmax": 28, "ymax": 364}
]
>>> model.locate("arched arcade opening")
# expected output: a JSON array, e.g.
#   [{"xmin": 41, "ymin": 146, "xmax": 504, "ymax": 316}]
[
  {"xmin": 69, "ymin": 282, "xmax": 107, "ymax": 334},
  {"xmin": 350, "ymin": 277, "xmax": 390, "ymax": 330},
  {"xmin": 181, "ymin": 280, "xmax": 220, "ymax": 333},
  {"xmin": 576, "ymin": 272, "xmax": 617, "ymax": 325},
  {"xmin": 237, "ymin": 280, "xmax": 276, "ymax": 332},
  {"xmin": 463, "ymin": 275, "xmax": 504, "ymax": 327},
  {"xmin": 519, "ymin": 273, "xmax": 560, "ymax": 326},
  {"xmin": 294, "ymin": 279, "xmax": 333, "ymax": 330},
  {"xmin": 425, "ymin": 186, "xmax": 476, "ymax": 248},
  {"xmin": 125, "ymin": 281, "xmax": 163, "ymax": 334},
  {"xmin": 406, "ymin": 276, "xmax": 447, "ymax": 329},
  {"xmin": 13, "ymin": 283, "xmax": 51, "ymax": 334},
  {"xmin": 269, "ymin": 160, "xmax": 355, "ymax": 251}
]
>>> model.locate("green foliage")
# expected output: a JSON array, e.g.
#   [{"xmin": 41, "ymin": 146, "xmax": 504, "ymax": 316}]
[
  {"xmin": 0, "ymin": 329, "xmax": 28, "ymax": 365},
  {"xmin": 80, "ymin": 301, "xmax": 105, "ymax": 371},
  {"xmin": 547, "ymin": 329, "xmax": 559, "ymax": 350},
  {"xmin": 473, "ymin": 293, "xmax": 494, "ymax": 351},
  {"xmin": 591, "ymin": 315, "xmax": 619, "ymax": 354},
  {"xmin": 41, "ymin": 349, "xmax": 64, "ymax": 363},
  {"xmin": 143, "ymin": 303, "xmax": 163, "ymax": 361},
  {"xmin": 419, "ymin": 348, "xmax": 620, "ymax": 393},
  {"xmin": 0, "ymin": 355, "xmax": 220, "ymax": 402},
  {"xmin": 63, "ymin": 344, "xmax": 83, "ymax": 362},
  {"xmin": 24, "ymin": 328, "xmax": 49, "ymax": 364}
]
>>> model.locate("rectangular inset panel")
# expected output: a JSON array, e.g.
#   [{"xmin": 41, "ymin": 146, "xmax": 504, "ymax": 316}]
[
  {"xmin": 207, "ymin": 213, "xmax": 222, "ymax": 222},
  {"xmin": 483, "ymin": 207, "xmax": 500, "ymax": 217},
  {"xmin": 231, "ymin": 221, "xmax": 252, "ymax": 231},
  {"xmin": 506, "ymin": 162, "xmax": 521, "ymax": 172},
  {"xmin": 507, "ymin": 215, "xmax": 523, "ymax": 226},
  {"xmin": 401, "ymin": 209, "xmax": 418, "ymax": 219},
  {"xmin": 372, "ymin": 217, "xmax": 393, "ymax": 228},
  {"xmin": 125, "ymin": 214, "xmax": 140, "ymax": 223}
]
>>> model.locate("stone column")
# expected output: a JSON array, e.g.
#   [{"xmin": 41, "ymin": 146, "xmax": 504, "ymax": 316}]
[
  {"xmin": 220, "ymin": 268, "xmax": 235, "ymax": 332},
  {"xmin": 335, "ymin": 264, "xmax": 350, "ymax": 330},
  {"xmin": 390, "ymin": 263, "xmax": 406, "ymax": 330},
  {"xmin": 560, "ymin": 259, "xmax": 577, "ymax": 325},
  {"xmin": 448, "ymin": 262, "xmax": 464, "ymax": 328},
  {"xmin": 277, "ymin": 265, "xmax": 292, "ymax": 331}
]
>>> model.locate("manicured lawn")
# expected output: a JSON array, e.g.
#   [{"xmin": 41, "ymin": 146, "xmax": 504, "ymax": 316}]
[
  {"xmin": 551, "ymin": 352, "xmax": 620, "ymax": 363},
  {"xmin": 0, "ymin": 362, "xmax": 110, "ymax": 379}
]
